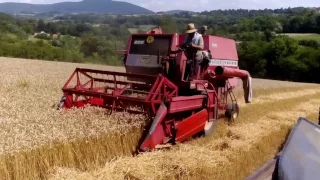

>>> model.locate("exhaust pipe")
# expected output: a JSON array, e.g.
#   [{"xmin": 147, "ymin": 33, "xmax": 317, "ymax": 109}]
[{"xmin": 215, "ymin": 66, "xmax": 252, "ymax": 103}]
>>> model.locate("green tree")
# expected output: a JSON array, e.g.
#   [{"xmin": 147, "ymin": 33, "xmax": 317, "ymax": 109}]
[
  {"xmin": 80, "ymin": 35, "xmax": 101, "ymax": 57},
  {"xmin": 37, "ymin": 20, "xmax": 46, "ymax": 32},
  {"xmin": 238, "ymin": 41, "xmax": 267, "ymax": 77},
  {"xmin": 159, "ymin": 16, "xmax": 177, "ymax": 33},
  {"xmin": 265, "ymin": 35, "xmax": 299, "ymax": 78}
]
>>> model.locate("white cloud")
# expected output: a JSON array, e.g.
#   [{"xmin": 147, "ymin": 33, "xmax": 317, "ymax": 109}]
[
  {"xmin": 138, "ymin": 0, "xmax": 164, "ymax": 10},
  {"xmin": 199, "ymin": 0, "xmax": 209, "ymax": 6}
]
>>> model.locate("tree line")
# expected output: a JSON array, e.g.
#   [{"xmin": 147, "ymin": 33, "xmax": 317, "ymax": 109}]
[
  {"xmin": 0, "ymin": 13, "xmax": 127, "ymax": 65},
  {"xmin": 238, "ymin": 35, "xmax": 320, "ymax": 82},
  {"xmin": 0, "ymin": 7, "xmax": 320, "ymax": 83}
]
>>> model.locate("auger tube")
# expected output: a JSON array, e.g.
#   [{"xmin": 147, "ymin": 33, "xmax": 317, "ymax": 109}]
[
  {"xmin": 214, "ymin": 66, "xmax": 250, "ymax": 79},
  {"xmin": 215, "ymin": 66, "xmax": 252, "ymax": 103}
]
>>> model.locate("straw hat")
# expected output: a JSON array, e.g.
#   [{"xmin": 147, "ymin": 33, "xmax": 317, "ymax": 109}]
[{"xmin": 185, "ymin": 23, "xmax": 197, "ymax": 33}]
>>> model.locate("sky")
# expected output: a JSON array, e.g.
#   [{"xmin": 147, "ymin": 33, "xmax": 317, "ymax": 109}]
[{"xmin": 0, "ymin": 0, "xmax": 319, "ymax": 12}]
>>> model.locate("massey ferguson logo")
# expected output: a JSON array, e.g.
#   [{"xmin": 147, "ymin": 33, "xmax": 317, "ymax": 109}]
[{"xmin": 140, "ymin": 57, "xmax": 151, "ymax": 64}]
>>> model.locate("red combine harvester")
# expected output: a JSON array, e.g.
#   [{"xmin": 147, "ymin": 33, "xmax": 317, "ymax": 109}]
[{"xmin": 57, "ymin": 27, "xmax": 253, "ymax": 151}]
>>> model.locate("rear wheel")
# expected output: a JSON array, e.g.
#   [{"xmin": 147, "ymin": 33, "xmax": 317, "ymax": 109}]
[{"xmin": 225, "ymin": 103, "xmax": 239, "ymax": 122}]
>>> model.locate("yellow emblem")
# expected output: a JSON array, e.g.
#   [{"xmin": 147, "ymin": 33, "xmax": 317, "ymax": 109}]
[{"xmin": 146, "ymin": 36, "xmax": 154, "ymax": 43}]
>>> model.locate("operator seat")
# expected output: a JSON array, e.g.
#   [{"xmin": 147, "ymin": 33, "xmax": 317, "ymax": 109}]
[{"xmin": 183, "ymin": 49, "xmax": 212, "ymax": 81}]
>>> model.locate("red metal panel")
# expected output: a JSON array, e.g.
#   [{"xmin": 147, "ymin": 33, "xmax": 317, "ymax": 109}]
[
  {"xmin": 178, "ymin": 34, "xmax": 186, "ymax": 45},
  {"xmin": 178, "ymin": 34, "xmax": 240, "ymax": 77},
  {"xmin": 75, "ymin": 100, "xmax": 86, "ymax": 107},
  {"xmin": 206, "ymin": 90, "xmax": 216, "ymax": 108},
  {"xmin": 140, "ymin": 103, "xmax": 168, "ymax": 151},
  {"xmin": 177, "ymin": 34, "xmax": 238, "ymax": 60},
  {"xmin": 207, "ymin": 36, "xmax": 238, "ymax": 61},
  {"xmin": 64, "ymin": 94, "xmax": 73, "ymax": 108},
  {"xmin": 169, "ymin": 95, "xmax": 205, "ymax": 113},
  {"xmin": 175, "ymin": 109, "xmax": 208, "ymax": 142},
  {"xmin": 89, "ymin": 97, "xmax": 104, "ymax": 106}
]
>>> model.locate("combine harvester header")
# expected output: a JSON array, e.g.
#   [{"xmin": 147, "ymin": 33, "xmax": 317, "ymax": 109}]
[{"xmin": 57, "ymin": 27, "xmax": 253, "ymax": 151}]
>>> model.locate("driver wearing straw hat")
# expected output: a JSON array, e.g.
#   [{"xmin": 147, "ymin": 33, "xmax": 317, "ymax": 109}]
[{"xmin": 171, "ymin": 23, "xmax": 204, "ymax": 80}]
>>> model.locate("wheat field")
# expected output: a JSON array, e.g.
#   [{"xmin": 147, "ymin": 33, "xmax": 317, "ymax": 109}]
[{"xmin": 0, "ymin": 57, "xmax": 320, "ymax": 180}]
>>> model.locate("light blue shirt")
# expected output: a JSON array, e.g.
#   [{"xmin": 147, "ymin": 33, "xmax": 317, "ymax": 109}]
[{"xmin": 183, "ymin": 32, "xmax": 203, "ymax": 46}]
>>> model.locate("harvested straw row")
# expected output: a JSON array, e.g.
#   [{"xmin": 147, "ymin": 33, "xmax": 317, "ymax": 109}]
[
  {"xmin": 0, "ymin": 86, "xmax": 314, "ymax": 180},
  {"xmin": 0, "ymin": 126, "xmax": 144, "ymax": 180},
  {"xmin": 210, "ymin": 98, "xmax": 320, "ymax": 180},
  {"xmin": 235, "ymin": 87, "xmax": 320, "ymax": 106},
  {"xmin": 48, "ymin": 93, "xmax": 320, "ymax": 180}
]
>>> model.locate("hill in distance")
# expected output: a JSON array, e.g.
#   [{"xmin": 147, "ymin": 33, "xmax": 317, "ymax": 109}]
[
  {"xmin": 0, "ymin": 0, "xmax": 154, "ymax": 15},
  {"xmin": 157, "ymin": 10, "xmax": 195, "ymax": 14}
]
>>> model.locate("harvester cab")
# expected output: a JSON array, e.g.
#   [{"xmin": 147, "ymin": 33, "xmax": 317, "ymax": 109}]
[
  {"xmin": 57, "ymin": 27, "xmax": 253, "ymax": 151},
  {"xmin": 123, "ymin": 31, "xmax": 202, "ymax": 82},
  {"xmin": 123, "ymin": 31, "xmax": 175, "ymax": 81}
]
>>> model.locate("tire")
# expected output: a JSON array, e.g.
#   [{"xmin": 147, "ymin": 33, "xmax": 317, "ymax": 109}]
[
  {"xmin": 193, "ymin": 119, "xmax": 218, "ymax": 138},
  {"xmin": 203, "ymin": 120, "xmax": 218, "ymax": 136},
  {"xmin": 225, "ymin": 103, "xmax": 239, "ymax": 122}
]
